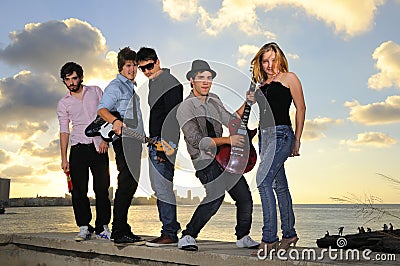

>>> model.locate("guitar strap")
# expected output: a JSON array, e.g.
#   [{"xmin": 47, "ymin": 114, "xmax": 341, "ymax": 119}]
[
  {"xmin": 124, "ymin": 90, "xmax": 138, "ymax": 128},
  {"xmin": 206, "ymin": 118, "xmax": 216, "ymax": 138}
]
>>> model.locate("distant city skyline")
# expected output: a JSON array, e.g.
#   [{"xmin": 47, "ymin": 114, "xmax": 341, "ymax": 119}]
[{"xmin": 8, "ymin": 188, "xmax": 234, "ymax": 207}]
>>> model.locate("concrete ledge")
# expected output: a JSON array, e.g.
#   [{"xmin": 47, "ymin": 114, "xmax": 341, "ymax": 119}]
[{"xmin": 0, "ymin": 233, "xmax": 397, "ymax": 265}]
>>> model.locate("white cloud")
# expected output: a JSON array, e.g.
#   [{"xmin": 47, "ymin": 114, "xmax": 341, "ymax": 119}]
[
  {"xmin": 302, "ymin": 116, "xmax": 344, "ymax": 141},
  {"xmin": 341, "ymin": 132, "xmax": 397, "ymax": 148},
  {"xmin": 197, "ymin": 0, "xmax": 270, "ymax": 37},
  {"xmin": 237, "ymin": 44, "xmax": 260, "ymax": 67},
  {"xmin": 345, "ymin": 96, "xmax": 400, "ymax": 125},
  {"xmin": 162, "ymin": 0, "xmax": 384, "ymax": 38},
  {"xmin": 0, "ymin": 18, "xmax": 116, "ymax": 81},
  {"xmin": 368, "ymin": 41, "xmax": 400, "ymax": 90},
  {"xmin": 162, "ymin": 0, "xmax": 198, "ymax": 21},
  {"xmin": 289, "ymin": 0, "xmax": 385, "ymax": 38}
]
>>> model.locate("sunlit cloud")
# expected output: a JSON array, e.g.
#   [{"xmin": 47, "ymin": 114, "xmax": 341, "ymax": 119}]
[
  {"xmin": 19, "ymin": 139, "xmax": 59, "ymax": 158},
  {"xmin": 0, "ymin": 119, "xmax": 49, "ymax": 139},
  {"xmin": 0, "ymin": 71, "xmax": 63, "ymax": 122},
  {"xmin": 1, "ymin": 165, "xmax": 34, "ymax": 177},
  {"xmin": 237, "ymin": 44, "xmax": 259, "ymax": 67},
  {"xmin": 197, "ymin": 0, "xmax": 273, "ymax": 37},
  {"xmin": 237, "ymin": 44, "xmax": 300, "ymax": 68},
  {"xmin": 0, "ymin": 18, "xmax": 117, "ymax": 82},
  {"xmin": 345, "ymin": 96, "xmax": 400, "ymax": 125},
  {"xmin": 45, "ymin": 162, "xmax": 60, "ymax": 172},
  {"xmin": 162, "ymin": 0, "xmax": 384, "ymax": 38},
  {"xmin": 0, "ymin": 149, "xmax": 11, "ymax": 164},
  {"xmin": 368, "ymin": 41, "xmax": 400, "ymax": 90},
  {"xmin": 162, "ymin": 0, "xmax": 198, "ymax": 21},
  {"xmin": 302, "ymin": 116, "xmax": 344, "ymax": 141},
  {"xmin": 289, "ymin": 0, "xmax": 384, "ymax": 38},
  {"xmin": 341, "ymin": 132, "xmax": 397, "ymax": 148}
]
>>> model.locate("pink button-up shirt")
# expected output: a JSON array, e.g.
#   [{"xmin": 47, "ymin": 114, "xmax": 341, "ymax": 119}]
[{"xmin": 57, "ymin": 85, "xmax": 104, "ymax": 151}]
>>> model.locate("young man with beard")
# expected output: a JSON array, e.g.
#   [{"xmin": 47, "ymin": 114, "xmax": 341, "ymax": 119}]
[
  {"xmin": 97, "ymin": 47, "xmax": 145, "ymax": 245},
  {"xmin": 136, "ymin": 47, "xmax": 183, "ymax": 246},
  {"xmin": 57, "ymin": 62, "xmax": 111, "ymax": 241}
]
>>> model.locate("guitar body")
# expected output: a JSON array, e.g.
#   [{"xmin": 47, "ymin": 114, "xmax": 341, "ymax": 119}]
[
  {"xmin": 85, "ymin": 111, "xmax": 120, "ymax": 142},
  {"xmin": 215, "ymin": 70, "xmax": 258, "ymax": 175},
  {"xmin": 84, "ymin": 112, "xmax": 176, "ymax": 156},
  {"xmin": 215, "ymin": 118, "xmax": 257, "ymax": 174}
]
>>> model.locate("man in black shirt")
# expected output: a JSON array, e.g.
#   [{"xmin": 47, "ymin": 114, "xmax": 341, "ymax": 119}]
[{"xmin": 137, "ymin": 47, "xmax": 183, "ymax": 246}]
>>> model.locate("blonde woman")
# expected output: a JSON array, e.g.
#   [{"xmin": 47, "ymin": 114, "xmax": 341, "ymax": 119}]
[{"xmin": 250, "ymin": 42, "xmax": 305, "ymax": 255}]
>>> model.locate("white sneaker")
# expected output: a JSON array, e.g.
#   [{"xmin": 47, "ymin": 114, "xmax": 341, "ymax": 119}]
[
  {"xmin": 236, "ymin": 235, "xmax": 260, "ymax": 248},
  {"xmin": 96, "ymin": 225, "xmax": 111, "ymax": 240},
  {"xmin": 178, "ymin": 235, "xmax": 198, "ymax": 251},
  {"xmin": 75, "ymin": 226, "xmax": 92, "ymax": 242}
]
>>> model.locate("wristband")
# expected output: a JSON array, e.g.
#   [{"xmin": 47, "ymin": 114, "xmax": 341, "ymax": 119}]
[{"xmin": 111, "ymin": 118, "xmax": 119, "ymax": 125}]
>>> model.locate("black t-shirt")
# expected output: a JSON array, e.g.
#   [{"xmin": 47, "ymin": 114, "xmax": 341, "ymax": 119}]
[{"xmin": 148, "ymin": 68, "xmax": 183, "ymax": 145}]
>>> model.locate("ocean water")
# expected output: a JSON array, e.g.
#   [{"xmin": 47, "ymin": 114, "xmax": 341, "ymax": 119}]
[{"xmin": 2, "ymin": 204, "xmax": 399, "ymax": 247}]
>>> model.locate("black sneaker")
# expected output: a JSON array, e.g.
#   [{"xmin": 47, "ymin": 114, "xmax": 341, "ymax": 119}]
[{"xmin": 113, "ymin": 232, "xmax": 146, "ymax": 245}]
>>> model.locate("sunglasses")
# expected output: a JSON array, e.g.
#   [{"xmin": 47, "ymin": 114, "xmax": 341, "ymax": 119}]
[{"xmin": 138, "ymin": 62, "xmax": 155, "ymax": 72}]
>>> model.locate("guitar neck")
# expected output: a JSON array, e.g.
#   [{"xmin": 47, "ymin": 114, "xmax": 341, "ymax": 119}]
[
  {"xmin": 241, "ymin": 81, "xmax": 256, "ymax": 127},
  {"xmin": 122, "ymin": 127, "xmax": 154, "ymax": 144}
]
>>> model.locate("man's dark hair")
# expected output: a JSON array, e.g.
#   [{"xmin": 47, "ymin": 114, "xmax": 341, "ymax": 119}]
[
  {"xmin": 60, "ymin": 62, "xmax": 83, "ymax": 79},
  {"xmin": 118, "ymin": 47, "xmax": 137, "ymax": 72},
  {"xmin": 136, "ymin": 47, "xmax": 158, "ymax": 63}
]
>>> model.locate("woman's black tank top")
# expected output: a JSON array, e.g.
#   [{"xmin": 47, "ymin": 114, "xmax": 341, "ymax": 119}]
[{"xmin": 255, "ymin": 81, "xmax": 292, "ymax": 128}]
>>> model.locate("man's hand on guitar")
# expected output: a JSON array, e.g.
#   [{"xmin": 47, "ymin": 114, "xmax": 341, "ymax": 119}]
[
  {"xmin": 230, "ymin": 135, "xmax": 245, "ymax": 147},
  {"xmin": 112, "ymin": 119, "xmax": 125, "ymax": 136}
]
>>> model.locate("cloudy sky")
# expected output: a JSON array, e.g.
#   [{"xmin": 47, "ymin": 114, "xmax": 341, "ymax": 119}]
[{"xmin": 0, "ymin": 0, "xmax": 399, "ymax": 204}]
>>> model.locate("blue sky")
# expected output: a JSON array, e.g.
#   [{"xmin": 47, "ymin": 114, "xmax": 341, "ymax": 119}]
[{"xmin": 0, "ymin": 0, "xmax": 399, "ymax": 203}]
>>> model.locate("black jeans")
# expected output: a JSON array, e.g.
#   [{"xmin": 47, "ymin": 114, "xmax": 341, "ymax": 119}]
[
  {"xmin": 111, "ymin": 137, "xmax": 142, "ymax": 236},
  {"xmin": 69, "ymin": 143, "xmax": 111, "ymax": 234},
  {"xmin": 182, "ymin": 160, "xmax": 253, "ymax": 240}
]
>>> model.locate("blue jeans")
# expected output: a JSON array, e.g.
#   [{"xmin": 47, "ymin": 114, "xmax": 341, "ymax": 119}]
[
  {"xmin": 256, "ymin": 125, "xmax": 297, "ymax": 243},
  {"xmin": 148, "ymin": 145, "xmax": 180, "ymax": 241}
]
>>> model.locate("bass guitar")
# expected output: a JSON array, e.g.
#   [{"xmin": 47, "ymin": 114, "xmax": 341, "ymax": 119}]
[
  {"xmin": 85, "ymin": 112, "xmax": 176, "ymax": 156},
  {"xmin": 215, "ymin": 73, "xmax": 257, "ymax": 174}
]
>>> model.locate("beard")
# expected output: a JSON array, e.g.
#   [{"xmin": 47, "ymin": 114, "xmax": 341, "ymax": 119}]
[{"xmin": 66, "ymin": 80, "xmax": 83, "ymax": 92}]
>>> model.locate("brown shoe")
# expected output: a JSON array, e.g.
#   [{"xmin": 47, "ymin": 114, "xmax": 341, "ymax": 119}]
[
  {"xmin": 145, "ymin": 234, "xmax": 178, "ymax": 247},
  {"xmin": 279, "ymin": 236, "xmax": 299, "ymax": 251}
]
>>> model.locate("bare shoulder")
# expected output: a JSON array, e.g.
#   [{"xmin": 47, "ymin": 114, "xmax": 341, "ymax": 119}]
[
  {"xmin": 283, "ymin": 72, "xmax": 301, "ymax": 87},
  {"xmin": 283, "ymin": 72, "xmax": 299, "ymax": 81}
]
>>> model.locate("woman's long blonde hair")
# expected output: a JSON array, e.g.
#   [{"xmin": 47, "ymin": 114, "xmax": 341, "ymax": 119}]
[{"xmin": 251, "ymin": 42, "xmax": 289, "ymax": 84}]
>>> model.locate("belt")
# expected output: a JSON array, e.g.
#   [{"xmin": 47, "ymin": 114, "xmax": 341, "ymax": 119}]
[{"xmin": 71, "ymin": 143, "xmax": 94, "ymax": 148}]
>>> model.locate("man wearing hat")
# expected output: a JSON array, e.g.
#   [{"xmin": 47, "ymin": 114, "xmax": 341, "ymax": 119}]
[{"xmin": 176, "ymin": 59, "xmax": 259, "ymax": 251}]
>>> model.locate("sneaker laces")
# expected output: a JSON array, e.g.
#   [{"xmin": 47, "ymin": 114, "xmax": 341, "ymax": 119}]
[
  {"xmin": 97, "ymin": 225, "xmax": 111, "ymax": 239},
  {"xmin": 103, "ymin": 225, "xmax": 111, "ymax": 233},
  {"xmin": 245, "ymin": 235, "xmax": 257, "ymax": 244}
]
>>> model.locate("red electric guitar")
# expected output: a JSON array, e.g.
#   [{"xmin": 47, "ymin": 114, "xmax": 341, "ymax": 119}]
[{"xmin": 215, "ymin": 71, "xmax": 257, "ymax": 174}]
